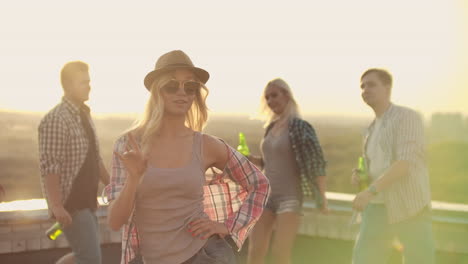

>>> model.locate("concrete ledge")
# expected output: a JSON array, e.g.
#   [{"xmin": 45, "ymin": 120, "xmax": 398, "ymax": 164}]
[
  {"xmin": 300, "ymin": 192, "xmax": 468, "ymax": 254},
  {"xmin": 1, "ymin": 192, "xmax": 468, "ymax": 255},
  {"xmin": 0, "ymin": 205, "xmax": 121, "ymax": 255}
]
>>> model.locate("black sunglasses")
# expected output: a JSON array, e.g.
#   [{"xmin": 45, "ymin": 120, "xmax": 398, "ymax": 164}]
[{"xmin": 161, "ymin": 79, "xmax": 201, "ymax": 96}]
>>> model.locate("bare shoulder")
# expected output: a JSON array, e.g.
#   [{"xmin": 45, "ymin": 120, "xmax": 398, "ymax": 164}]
[
  {"xmin": 202, "ymin": 134, "xmax": 229, "ymax": 169},
  {"xmin": 202, "ymin": 134, "xmax": 227, "ymax": 154}
]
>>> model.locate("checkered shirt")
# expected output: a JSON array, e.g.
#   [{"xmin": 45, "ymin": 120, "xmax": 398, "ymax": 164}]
[
  {"xmin": 38, "ymin": 97, "xmax": 101, "ymax": 216},
  {"xmin": 265, "ymin": 117, "xmax": 327, "ymax": 207}
]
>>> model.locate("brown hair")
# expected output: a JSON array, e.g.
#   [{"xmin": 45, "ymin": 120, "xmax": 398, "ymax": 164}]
[
  {"xmin": 60, "ymin": 61, "xmax": 89, "ymax": 89},
  {"xmin": 361, "ymin": 68, "xmax": 393, "ymax": 88}
]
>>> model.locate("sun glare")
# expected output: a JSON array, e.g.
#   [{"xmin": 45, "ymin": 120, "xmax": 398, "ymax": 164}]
[
  {"xmin": 0, "ymin": 1, "xmax": 466, "ymax": 116},
  {"xmin": 0, "ymin": 197, "xmax": 108, "ymax": 212},
  {"xmin": 0, "ymin": 199, "xmax": 47, "ymax": 212}
]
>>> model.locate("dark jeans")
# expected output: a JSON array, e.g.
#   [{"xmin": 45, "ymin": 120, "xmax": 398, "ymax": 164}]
[{"xmin": 183, "ymin": 236, "xmax": 236, "ymax": 264}]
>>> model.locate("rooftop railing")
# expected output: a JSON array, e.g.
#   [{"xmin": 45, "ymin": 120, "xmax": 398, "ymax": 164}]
[{"xmin": 1, "ymin": 192, "xmax": 467, "ymax": 259}]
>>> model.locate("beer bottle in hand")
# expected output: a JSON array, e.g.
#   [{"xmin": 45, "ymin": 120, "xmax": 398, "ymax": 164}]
[
  {"xmin": 46, "ymin": 222, "xmax": 63, "ymax": 240},
  {"xmin": 358, "ymin": 156, "xmax": 369, "ymax": 191},
  {"xmin": 237, "ymin": 132, "xmax": 251, "ymax": 156}
]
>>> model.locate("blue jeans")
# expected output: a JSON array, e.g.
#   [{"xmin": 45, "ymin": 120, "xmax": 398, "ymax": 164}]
[
  {"xmin": 352, "ymin": 204, "xmax": 435, "ymax": 264},
  {"xmin": 183, "ymin": 236, "xmax": 236, "ymax": 264},
  {"xmin": 63, "ymin": 208, "xmax": 102, "ymax": 264}
]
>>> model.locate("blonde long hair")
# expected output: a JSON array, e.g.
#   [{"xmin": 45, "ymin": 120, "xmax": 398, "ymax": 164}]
[
  {"xmin": 131, "ymin": 71, "xmax": 209, "ymax": 154},
  {"xmin": 260, "ymin": 78, "xmax": 300, "ymax": 127}
]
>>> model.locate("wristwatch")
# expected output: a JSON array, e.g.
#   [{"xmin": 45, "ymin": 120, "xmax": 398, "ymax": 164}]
[{"xmin": 368, "ymin": 185, "xmax": 378, "ymax": 195}]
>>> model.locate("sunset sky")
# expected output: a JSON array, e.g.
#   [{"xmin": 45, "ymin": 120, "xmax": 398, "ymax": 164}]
[{"xmin": 1, "ymin": 0, "xmax": 467, "ymax": 118}]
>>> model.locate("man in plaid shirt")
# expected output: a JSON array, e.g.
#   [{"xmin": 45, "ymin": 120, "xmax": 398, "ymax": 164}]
[{"xmin": 38, "ymin": 61, "xmax": 110, "ymax": 264}]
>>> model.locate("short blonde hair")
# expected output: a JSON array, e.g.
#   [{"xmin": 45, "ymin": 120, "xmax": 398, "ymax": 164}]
[
  {"xmin": 60, "ymin": 61, "xmax": 89, "ymax": 89},
  {"xmin": 260, "ymin": 78, "xmax": 300, "ymax": 127}
]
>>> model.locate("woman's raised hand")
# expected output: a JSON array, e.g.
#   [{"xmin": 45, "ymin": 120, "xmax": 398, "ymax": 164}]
[{"xmin": 115, "ymin": 133, "xmax": 148, "ymax": 183}]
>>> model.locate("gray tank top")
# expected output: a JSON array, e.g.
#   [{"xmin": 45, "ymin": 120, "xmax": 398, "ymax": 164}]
[
  {"xmin": 135, "ymin": 132, "xmax": 208, "ymax": 264},
  {"xmin": 261, "ymin": 126, "xmax": 301, "ymax": 199}
]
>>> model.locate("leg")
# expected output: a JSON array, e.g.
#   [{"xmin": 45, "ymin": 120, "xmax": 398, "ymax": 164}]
[
  {"xmin": 56, "ymin": 252, "xmax": 74, "ymax": 264},
  {"xmin": 247, "ymin": 209, "xmax": 276, "ymax": 264},
  {"xmin": 396, "ymin": 207, "xmax": 435, "ymax": 264},
  {"xmin": 352, "ymin": 204, "xmax": 393, "ymax": 264},
  {"xmin": 270, "ymin": 212, "xmax": 301, "ymax": 264},
  {"xmin": 62, "ymin": 209, "xmax": 102, "ymax": 264}
]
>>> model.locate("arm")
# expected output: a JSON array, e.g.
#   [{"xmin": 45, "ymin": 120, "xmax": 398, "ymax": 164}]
[
  {"xmin": 38, "ymin": 116, "xmax": 72, "ymax": 226},
  {"xmin": 223, "ymin": 145, "xmax": 270, "ymax": 249},
  {"xmin": 372, "ymin": 111, "xmax": 424, "ymax": 192},
  {"xmin": 316, "ymin": 176, "xmax": 327, "ymax": 196},
  {"xmin": 189, "ymin": 135, "xmax": 231, "ymax": 238},
  {"xmin": 302, "ymin": 122, "xmax": 328, "ymax": 210},
  {"xmin": 247, "ymin": 154, "xmax": 263, "ymax": 169},
  {"xmin": 371, "ymin": 160, "xmax": 410, "ymax": 193},
  {"xmin": 191, "ymin": 135, "xmax": 270, "ymax": 248},
  {"xmin": 107, "ymin": 176, "xmax": 139, "ymax": 231},
  {"xmin": 106, "ymin": 133, "xmax": 147, "ymax": 231},
  {"xmin": 99, "ymin": 160, "xmax": 110, "ymax": 186},
  {"xmin": 43, "ymin": 173, "xmax": 72, "ymax": 226},
  {"xmin": 210, "ymin": 136, "xmax": 270, "ymax": 248},
  {"xmin": 353, "ymin": 158, "xmax": 411, "ymax": 212},
  {"xmin": 353, "ymin": 111, "xmax": 424, "ymax": 211}
]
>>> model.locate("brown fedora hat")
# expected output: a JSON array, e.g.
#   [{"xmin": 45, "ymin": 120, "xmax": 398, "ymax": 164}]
[{"xmin": 144, "ymin": 50, "xmax": 210, "ymax": 90}]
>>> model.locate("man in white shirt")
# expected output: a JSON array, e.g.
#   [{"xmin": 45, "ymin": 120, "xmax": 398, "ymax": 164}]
[{"xmin": 351, "ymin": 68, "xmax": 435, "ymax": 264}]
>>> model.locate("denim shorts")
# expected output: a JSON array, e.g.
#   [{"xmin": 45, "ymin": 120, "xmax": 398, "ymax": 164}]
[
  {"xmin": 265, "ymin": 195, "xmax": 302, "ymax": 214},
  {"xmin": 182, "ymin": 236, "xmax": 236, "ymax": 264},
  {"xmin": 62, "ymin": 208, "xmax": 101, "ymax": 264}
]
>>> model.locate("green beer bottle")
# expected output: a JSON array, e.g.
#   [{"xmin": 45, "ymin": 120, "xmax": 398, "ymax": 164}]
[
  {"xmin": 46, "ymin": 222, "xmax": 63, "ymax": 240},
  {"xmin": 237, "ymin": 132, "xmax": 251, "ymax": 156},
  {"xmin": 357, "ymin": 156, "xmax": 369, "ymax": 191}
]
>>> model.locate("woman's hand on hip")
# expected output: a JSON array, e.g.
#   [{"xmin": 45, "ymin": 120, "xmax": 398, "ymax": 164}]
[{"xmin": 188, "ymin": 218, "xmax": 229, "ymax": 240}]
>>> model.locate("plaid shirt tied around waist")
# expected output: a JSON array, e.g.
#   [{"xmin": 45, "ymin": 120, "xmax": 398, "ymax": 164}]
[{"xmin": 104, "ymin": 134, "xmax": 270, "ymax": 264}]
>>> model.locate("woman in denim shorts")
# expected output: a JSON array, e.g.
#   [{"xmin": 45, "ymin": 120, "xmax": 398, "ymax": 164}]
[{"xmin": 247, "ymin": 78, "xmax": 328, "ymax": 264}]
